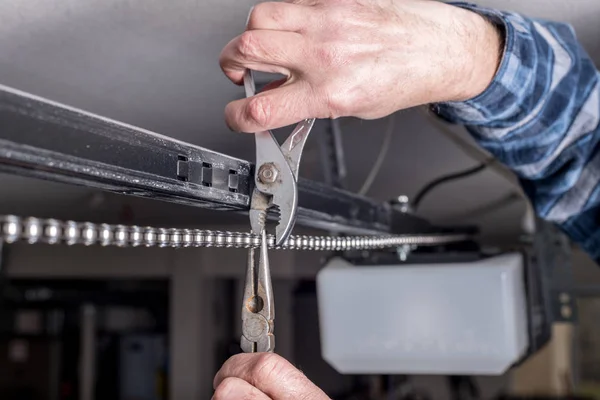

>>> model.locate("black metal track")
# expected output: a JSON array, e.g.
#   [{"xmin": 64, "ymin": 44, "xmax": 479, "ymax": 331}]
[{"xmin": 0, "ymin": 84, "xmax": 445, "ymax": 235}]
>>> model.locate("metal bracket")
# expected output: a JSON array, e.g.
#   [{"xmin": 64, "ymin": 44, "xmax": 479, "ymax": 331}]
[{"xmin": 532, "ymin": 218, "xmax": 577, "ymax": 324}]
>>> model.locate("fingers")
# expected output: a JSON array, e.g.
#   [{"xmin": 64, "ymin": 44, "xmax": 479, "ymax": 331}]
[
  {"xmin": 247, "ymin": 2, "xmax": 313, "ymax": 32},
  {"xmin": 213, "ymin": 377, "xmax": 272, "ymax": 400},
  {"xmin": 225, "ymin": 80, "xmax": 320, "ymax": 132},
  {"xmin": 214, "ymin": 353, "xmax": 328, "ymax": 400},
  {"xmin": 219, "ymin": 30, "xmax": 306, "ymax": 85},
  {"xmin": 259, "ymin": 78, "xmax": 287, "ymax": 93}
]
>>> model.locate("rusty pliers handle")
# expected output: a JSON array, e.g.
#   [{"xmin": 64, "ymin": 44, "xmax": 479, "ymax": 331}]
[{"xmin": 241, "ymin": 229, "xmax": 275, "ymax": 353}]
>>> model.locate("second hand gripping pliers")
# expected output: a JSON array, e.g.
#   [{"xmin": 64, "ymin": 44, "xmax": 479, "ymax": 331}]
[{"xmin": 240, "ymin": 70, "xmax": 315, "ymax": 353}]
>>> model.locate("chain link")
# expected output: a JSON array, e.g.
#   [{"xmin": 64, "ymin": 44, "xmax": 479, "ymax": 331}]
[{"xmin": 0, "ymin": 215, "xmax": 470, "ymax": 251}]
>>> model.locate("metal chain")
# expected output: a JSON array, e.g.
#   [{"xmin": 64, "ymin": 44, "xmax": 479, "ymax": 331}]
[{"xmin": 0, "ymin": 215, "xmax": 470, "ymax": 251}]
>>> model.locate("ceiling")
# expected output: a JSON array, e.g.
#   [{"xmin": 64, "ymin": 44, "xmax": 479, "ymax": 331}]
[{"xmin": 0, "ymin": 0, "xmax": 598, "ymax": 240}]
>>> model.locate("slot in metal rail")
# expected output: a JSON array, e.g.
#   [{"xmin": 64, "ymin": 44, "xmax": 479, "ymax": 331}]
[{"xmin": 0, "ymin": 84, "xmax": 469, "ymax": 238}]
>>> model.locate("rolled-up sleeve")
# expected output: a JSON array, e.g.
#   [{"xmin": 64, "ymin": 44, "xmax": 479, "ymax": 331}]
[{"xmin": 432, "ymin": 3, "xmax": 600, "ymax": 261}]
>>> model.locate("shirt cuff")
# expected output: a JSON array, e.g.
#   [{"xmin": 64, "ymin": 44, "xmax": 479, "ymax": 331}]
[{"xmin": 430, "ymin": 2, "xmax": 520, "ymax": 125}]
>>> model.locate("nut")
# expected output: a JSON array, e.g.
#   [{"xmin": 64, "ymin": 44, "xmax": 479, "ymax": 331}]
[
  {"xmin": 258, "ymin": 163, "xmax": 278, "ymax": 184},
  {"xmin": 391, "ymin": 195, "xmax": 411, "ymax": 213},
  {"xmin": 397, "ymin": 195, "xmax": 409, "ymax": 204}
]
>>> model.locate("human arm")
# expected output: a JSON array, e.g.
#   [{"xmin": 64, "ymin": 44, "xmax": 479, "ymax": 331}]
[
  {"xmin": 220, "ymin": 0, "xmax": 600, "ymax": 261},
  {"xmin": 433, "ymin": 3, "xmax": 600, "ymax": 261}
]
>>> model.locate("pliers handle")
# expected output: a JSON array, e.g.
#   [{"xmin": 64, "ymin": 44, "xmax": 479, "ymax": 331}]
[{"xmin": 241, "ymin": 230, "xmax": 274, "ymax": 353}]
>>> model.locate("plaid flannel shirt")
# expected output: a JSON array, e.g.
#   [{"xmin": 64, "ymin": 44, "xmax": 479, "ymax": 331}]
[{"xmin": 433, "ymin": 2, "xmax": 600, "ymax": 262}]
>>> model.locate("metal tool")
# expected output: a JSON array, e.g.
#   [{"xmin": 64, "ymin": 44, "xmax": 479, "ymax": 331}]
[
  {"xmin": 240, "ymin": 70, "xmax": 316, "ymax": 353},
  {"xmin": 244, "ymin": 70, "xmax": 316, "ymax": 246},
  {"xmin": 241, "ymin": 230, "xmax": 274, "ymax": 352},
  {"xmin": 0, "ymin": 214, "xmax": 470, "ymax": 249}
]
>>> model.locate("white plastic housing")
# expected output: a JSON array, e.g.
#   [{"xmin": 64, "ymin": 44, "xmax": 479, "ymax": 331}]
[{"xmin": 316, "ymin": 253, "xmax": 528, "ymax": 375}]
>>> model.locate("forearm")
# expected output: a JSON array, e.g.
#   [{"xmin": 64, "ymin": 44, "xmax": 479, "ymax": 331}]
[{"xmin": 433, "ymin": 3, "xmax": 600, "ymax": 260}]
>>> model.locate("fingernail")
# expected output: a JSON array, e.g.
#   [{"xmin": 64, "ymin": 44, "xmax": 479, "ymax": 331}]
[{"xmin": 245, "ymin": 6, "xmax": 254, "ymax": 28}]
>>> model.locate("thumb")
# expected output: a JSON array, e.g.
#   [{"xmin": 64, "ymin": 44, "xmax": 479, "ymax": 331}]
[{"xmin": 214, "ymin": 353, "xmax": 330, "ymax": 400}]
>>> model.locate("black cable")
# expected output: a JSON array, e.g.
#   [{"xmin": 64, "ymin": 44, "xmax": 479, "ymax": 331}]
[{"xmin": 412, "ymin": 162, "xmax": 490, "ymax": 210}]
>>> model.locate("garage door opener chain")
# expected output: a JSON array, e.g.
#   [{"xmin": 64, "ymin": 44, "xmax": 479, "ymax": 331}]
[{"xmin": 0, "ymin": 214, "xmax": 469, "ymax": 251}]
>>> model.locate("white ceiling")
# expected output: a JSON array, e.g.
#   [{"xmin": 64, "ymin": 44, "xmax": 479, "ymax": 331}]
[{"xmin": 0, "ymin": 0, "xmax": 598, "ymax": 239}]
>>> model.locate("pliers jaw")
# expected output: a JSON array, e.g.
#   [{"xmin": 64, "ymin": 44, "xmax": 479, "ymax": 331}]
[
  {"xmin": 241, "ymin": 328, "xmax": 274, "ymax": 353},
  {"xmin": 250, "ymin": 159, "xmax": 298, "ymax": 245},
  {"xmin": 244, "ymin": 70, "xmax": 314, "ymax": 245}
]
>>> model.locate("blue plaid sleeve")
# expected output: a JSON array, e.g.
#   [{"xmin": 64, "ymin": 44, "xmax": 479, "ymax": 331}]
[{"xmin": 432, "ymin": 3, "xmax": 600, "ymax": 261}]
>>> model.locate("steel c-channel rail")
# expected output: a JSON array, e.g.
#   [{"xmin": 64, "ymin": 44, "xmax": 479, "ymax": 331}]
[{"xmin": 0, "ymin": 83, "xmax": 466, "ymax": 237}]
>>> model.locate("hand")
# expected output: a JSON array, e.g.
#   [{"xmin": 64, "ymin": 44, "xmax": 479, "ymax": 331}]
[
  {"xmin": 219, "ymin": 0, "xmax": 502, "ymax": 132},
  {"xmin": 213, "ymin": 353, "xmax": 330, "ymax": 400}
]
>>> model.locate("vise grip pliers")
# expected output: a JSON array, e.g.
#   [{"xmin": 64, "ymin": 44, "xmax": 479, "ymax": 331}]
[{"xmin": 240, "ymin": 70, "xmax": 315, "ymax": 353}]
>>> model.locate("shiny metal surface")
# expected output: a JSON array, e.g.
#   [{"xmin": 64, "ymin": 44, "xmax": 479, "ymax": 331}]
[
  {"xmin": 245, "ymin": 70, "xmax": 315, "ymax": 245},
  {"xmin": 0, "ymin": 83, "xmax": 449, "ymax": 236},
  {"xmin": 0, "ymin": 214, "xmax": 470, "ymax": 250}
]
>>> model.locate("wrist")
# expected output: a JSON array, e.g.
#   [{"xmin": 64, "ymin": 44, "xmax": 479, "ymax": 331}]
[{"xmin": 448, "ymin": 7, "xmax": 505, "ymax": 102}]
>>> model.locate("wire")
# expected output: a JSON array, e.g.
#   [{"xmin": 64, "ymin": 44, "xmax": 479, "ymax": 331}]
[
  {"xmin": 421, "ymin": 105, "xmax": 537, "ymax": 225},
  {"xmin": 412, "ymin": 161, "xmax": 492, "ymax": 210},
  {"xmin": 419, "ymin": 106, "xmax": 521, "ymax": 190},
  {"xmin": 358, "ymin": 114, "xmax": 395, "ymax": 196}
]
